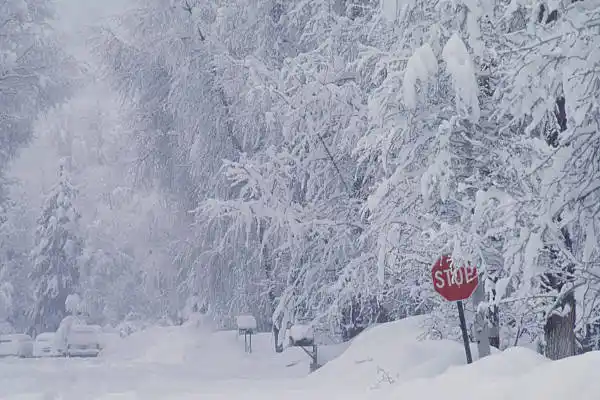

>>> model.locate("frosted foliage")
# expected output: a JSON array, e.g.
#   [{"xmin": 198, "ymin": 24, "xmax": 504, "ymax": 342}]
[
  {"xmin": 0, "ymin": 281, "xmax": 13, "ymax": 321},
  {"xmin": 490, "ymin": 0, "xmax": 600, "ymax": 344},
  {"xmin": 0, "ymin": 0, "xmax": 72, "ymax": 170},
  {"xmin": 441, "ymin": 34, "xmax": 480, "ymax": 121},
  {"xmin": 65, "ymin": 293, "xmax": 81, "ymax": 314},
  {"xmin": 381, "ymin": 0, "xmax": 399, "ymax": 22},
  {"xmin": 404, "ymin": 43, "xmax": 438, "ymax": 109}
]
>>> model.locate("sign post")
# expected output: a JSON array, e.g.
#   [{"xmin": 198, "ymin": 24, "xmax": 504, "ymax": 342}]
[
  {"xmin": 431, "ymin": 255, "xmax": 478, "ymax": 364},
  {"xmin": 456, "ymin": 299, "xmax": 472, "ymax": 364}
]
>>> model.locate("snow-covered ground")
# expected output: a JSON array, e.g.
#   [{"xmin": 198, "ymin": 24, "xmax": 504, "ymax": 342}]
[
  {"xmin": 0, "ymin": 317, "xmax": 349, "ymax": 400},
  {"xmin": 1, "ymin": 316, "xmax": 599, "ymax": 399}
]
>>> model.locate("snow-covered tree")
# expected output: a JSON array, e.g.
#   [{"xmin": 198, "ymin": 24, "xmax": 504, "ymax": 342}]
[
  {"xmin": 492, "ymin": 0, "xmax": 600, "ymax": 359},
  {"xmin": 0, "ymin": 0, "xmax": 74, "ymax": 169},
  {"xmin": 29, "ymin": 162, "xmax": 83, "ymax": 333},
  {"xmin": 89, "ymin": 0, "xmax": 303, "ymax": 328},
  {"xmin": 0, "ymin": 0, "xmax": 77, "ymax": 332},
  {"xmin": 0, "ymin": 269, "xmax": 14, "ymax": 333}
]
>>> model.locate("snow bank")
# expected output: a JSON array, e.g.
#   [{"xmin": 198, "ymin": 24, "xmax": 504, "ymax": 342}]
[
  {"xmin": 182, "ymin": 311, "xmax": 214, "ymax": 329},
  {"xmin": 99, "ymin": 332, "xmax": 121, "ymax": 351},
  {"xmin": 101, "ymin": 313, "xmax": 219, "ymax": 363},
  {"xmin": 308, "ymin": 315, "xmax": 495, "ymax": 389},
  {"xmin": 100, "ymin": 324, "xmax": 209, "ymax": 364},
  {"xmin": 510, "ymin": 351, "xmax": 600, "ymax": 399},
  {"xmin": 304, "ymin": 320, "xmax": 600, "ymax": 400},
  {"xmin": 311, "ymin": 315, "xmax": 597, "ymax": 400},
  {"xmin": 375, "ymin": 347, "xmax": 600, "ymax": 400}
]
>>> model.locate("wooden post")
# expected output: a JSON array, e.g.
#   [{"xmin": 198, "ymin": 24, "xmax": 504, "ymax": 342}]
[
  {"xmin": 309, "ymin": 344, "xmax": 319, "ymax": 372},
  {"xmin": 244, "ymin": 330, "xmax": 253, "ymax": 353}
]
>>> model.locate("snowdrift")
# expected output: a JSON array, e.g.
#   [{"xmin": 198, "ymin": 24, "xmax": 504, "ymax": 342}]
[
  {"xmin": 100, "ymin": 324, "xmax": 200, "ymax": 364},
  {"xmin": 100, "ymin": 313, "xmax": 221, "ymax": 364},
  {"xmin": 99, "ymin": 319, "xmax": 346, "ymax": 380},
  {"xmin": 308, "ymin": 314, "xmax": 498, "ymax": 389},
  {"xmin": 304, "ymin": 315, "xmax": 599, "ymax": 400},
  {"xmin": 371, "ymin": 347, "xmax": 600, "ymax": 400}
]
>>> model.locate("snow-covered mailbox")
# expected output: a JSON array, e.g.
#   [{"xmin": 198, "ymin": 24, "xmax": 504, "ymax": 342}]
[
  {"xmin": 236, "ymin": 315, "xmax": 257, "ymax": 354},
  {"xmin": 288, "ymin": 324, "xmax": 314, "ymax": 347},
  {"xmin": 287, "ymin": 324, "xmax": 319, "ymax": 372}
]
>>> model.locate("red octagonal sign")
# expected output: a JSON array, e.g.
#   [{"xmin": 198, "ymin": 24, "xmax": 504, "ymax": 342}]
[{"xmin": 432, "ymin": 255, "xmax": 479, "ymax": 302}]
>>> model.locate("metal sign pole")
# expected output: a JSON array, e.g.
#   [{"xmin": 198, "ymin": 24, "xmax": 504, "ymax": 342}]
[{"xmin": 457, "ymin": 300, "xmax": 473, "ymax": 364}]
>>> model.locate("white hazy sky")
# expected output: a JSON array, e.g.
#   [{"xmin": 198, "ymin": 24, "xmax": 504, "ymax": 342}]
[
  {"xmin": 52, "ymin": 0, "xmax": 132, "ymax": 60},
  {"xmin": 6, "ymin": 0, "xmax": 135, "ymax": 212}
]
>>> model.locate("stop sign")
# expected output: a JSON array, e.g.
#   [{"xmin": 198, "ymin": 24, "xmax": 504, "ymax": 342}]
[{"xmin": 432, "ymin": 255, "xmax": 478, "ymax": 302}]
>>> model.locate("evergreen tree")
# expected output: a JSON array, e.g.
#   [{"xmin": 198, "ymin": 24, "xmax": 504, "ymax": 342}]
[{"xmin": 29, "ymin": 162, "xmax": 83, "ymax": 333}]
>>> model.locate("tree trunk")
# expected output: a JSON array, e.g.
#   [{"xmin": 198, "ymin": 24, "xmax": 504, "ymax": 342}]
[
  {"xmin": 544, "ymin": 292, "xmax": 576, "ymax": 360},
  {"xmin": 259, "ymin": 223, "xmax": 278, "ymax": 350},
  {"xmin": 488, "ymin": 305, "xmax": 500, "ymax": 349},
  {"xmin": 543, "ymin": 226, "xmax": 577, "ymax": 360}
]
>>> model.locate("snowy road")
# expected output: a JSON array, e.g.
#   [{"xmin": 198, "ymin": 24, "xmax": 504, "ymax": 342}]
[
  {"xmin": 0, "ymin": 356, "xmax": 357, "ymax": 400},
  {"xmin": 0, "ymin": 357, "xmax": 237, "ymax": 398},
  {"xmin": 0, "ymin": 326, "xmax": 351, "ymax": 400}
]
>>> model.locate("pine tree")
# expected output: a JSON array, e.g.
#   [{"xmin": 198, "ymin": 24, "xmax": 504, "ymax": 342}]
[{"xmin": 29, "ymin": 161, "xmax": 83, "ymax": 333}]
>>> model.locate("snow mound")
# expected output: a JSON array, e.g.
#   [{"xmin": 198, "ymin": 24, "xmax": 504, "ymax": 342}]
[
  {"xmin": 378, "ymin": 348, "xmax": 600, "ymax": 400},
  {"xmin": 102, "ymin": 313, "xmax": 220, "ymax": 364},
  {"xmin": 309, "ymin": 315, "xmax": 497, "ymax": 388},
  {"xmin": 100, "ymin": 325, "xmax": 202, "ymax": 364},
  {"xmin": 514, "ymin": 351, "xmax": 600, "ymax": 399},
  {"xmin": 182, "ymin": 312, "xmax": 215, "ymax": 329},
  {"xmin": 451, "ymin": 345, "xmax": 548, "ymax": 377},
  {"xmin": 305, "ymin": 316, "xmax": 598, "ymax": 400}
]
